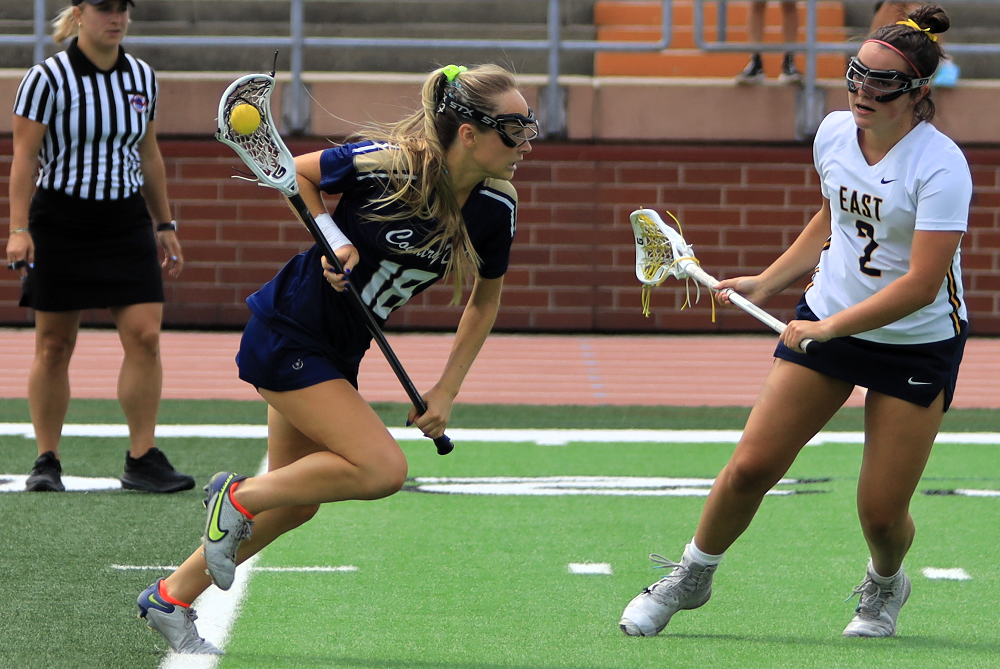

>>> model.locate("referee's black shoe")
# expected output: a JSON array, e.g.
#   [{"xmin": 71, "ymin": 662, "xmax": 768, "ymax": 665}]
[
  {"xmin": 26, "ymin": 450, "xmax": 66, "ymax": 492},
  {"xmin": 122, "ymin": 448, "xmax": 196, "ymax": 493}
]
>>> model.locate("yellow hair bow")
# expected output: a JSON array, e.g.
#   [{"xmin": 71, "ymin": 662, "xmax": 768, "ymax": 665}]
[{"xmin": 896, "ymin": 19, "xmax": 937, "ymax": 42}]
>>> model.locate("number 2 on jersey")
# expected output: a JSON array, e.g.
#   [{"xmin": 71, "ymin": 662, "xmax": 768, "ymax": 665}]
[{"xmin": 855, "ymin": 220, "xmax": 882, "ymax": 278}]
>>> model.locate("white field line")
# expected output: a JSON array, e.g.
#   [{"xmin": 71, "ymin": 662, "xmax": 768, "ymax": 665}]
[
  {"xmin": 2, "ymin": 423, "xmax": 1000, "ymax": 446},
  {"xmin": 569, "ymin": 563, "xmax": 613, "ymax": 575},
  {"xmin": 0, "ymin": 474, "xmax": 122, "ymax": 492},
  {"xmin": 953, "ymin": 488, "xmax": 1000, "ymax": 497},
  {"xmin": 115, "ymin": 564, "xmax": 359, "ymax": 573},
  {"xmin": 922, "ymin": 567, "xmax": 972, "ymax": 580},
  {"xmin": 157, "ymin": 456, "xmax": 268, "ymax": 669},
  {"xmin": 405, "ymin": 475, "xmax": 816, "ymax": 496}
]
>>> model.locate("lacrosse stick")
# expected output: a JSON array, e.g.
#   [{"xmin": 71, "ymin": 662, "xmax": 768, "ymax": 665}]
[
  {"xmin": 216, "ymin": 72, "xmax": 454, "ymax": 455},
  {"xmin": 631, "ymin": 208, "xmax": 822, "ymax": 355}
]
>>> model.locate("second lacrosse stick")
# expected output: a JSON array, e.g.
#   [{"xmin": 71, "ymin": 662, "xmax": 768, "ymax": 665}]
[{"xmin": 631, "ymin": 208, "xmax": 822, "ymax": 355}]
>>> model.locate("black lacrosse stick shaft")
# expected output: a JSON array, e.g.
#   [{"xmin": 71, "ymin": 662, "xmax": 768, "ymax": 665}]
[{"xmin": 285, "ymin": 193, "xmax": 454, "ymax": 455}]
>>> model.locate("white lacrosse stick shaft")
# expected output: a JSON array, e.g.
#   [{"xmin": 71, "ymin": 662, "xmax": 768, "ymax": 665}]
[
  {"xmin": 676, "ymin": 244, "xmax": 820, "ymax": 354},
  {"xmin": 676, "ymin": 260, "xmax": 801, "ymax": 337},
  {"xmin": 633, "ymin": 208, "xmax": 820, "ymax": 355}
]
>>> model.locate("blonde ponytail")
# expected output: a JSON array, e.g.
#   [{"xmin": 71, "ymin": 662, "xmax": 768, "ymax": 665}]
[
  {"xmin": 351, "ymin": 64, "xmax": 520, "ymax": 303},
  {"xmin": 52, "ymin": 6, "xmax": 79, "ymax": 44}
]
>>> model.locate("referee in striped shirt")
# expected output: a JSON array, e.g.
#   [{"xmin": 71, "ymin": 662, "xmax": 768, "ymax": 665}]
[{"xmin": 6, "ymin": 0, "xmax": 194, "ymax": 493}]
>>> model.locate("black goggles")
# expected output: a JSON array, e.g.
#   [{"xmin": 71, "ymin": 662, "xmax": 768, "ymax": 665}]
[
  {"xmin": 437, "ymin": 95, "xmax": 539, "ymax": 148},
  {"xmin": 845, "ymin": 57, "xmax": 930, "ymax": 102}
]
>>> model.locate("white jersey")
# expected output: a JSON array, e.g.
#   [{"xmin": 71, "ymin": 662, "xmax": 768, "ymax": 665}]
[{"xmin": 806, "ymin": 111, "xmax": 971, "ymax": 345}]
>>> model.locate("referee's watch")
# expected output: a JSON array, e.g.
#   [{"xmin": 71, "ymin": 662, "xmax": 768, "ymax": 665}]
[{"xmin": 156, "ymin": 221, "xmax": 178, "ymax": 232}]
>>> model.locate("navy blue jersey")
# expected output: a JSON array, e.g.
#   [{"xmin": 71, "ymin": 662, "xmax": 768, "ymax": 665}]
[{"xmin": 245, "ymin": 141, "xmax": 517, "ymax": 364}]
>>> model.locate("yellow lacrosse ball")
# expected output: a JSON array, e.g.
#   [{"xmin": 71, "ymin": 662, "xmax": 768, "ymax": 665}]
[{"xmin": 230, "ymin": 103, "xmax": 261, "ymax": 135}]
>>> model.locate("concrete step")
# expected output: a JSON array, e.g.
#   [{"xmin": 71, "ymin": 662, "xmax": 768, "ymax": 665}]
[
  {"xmin": 596, "ymin": 49, "xmax": 847, "ymax": 78},
  {"xmin": 595, "ymin": 0, "xmax": 845, "ymax": 27},
  {"xmin": 595, "ymin": 0, "xmax": 1000, "ymax": 79},
  {"xmin": 0, "ymin": 0, "xmax": 599, "ymax": 73},
  {"xmin": 594, "ymin": 0, "xmax": 846, "ymax": 77},
  {"xmin": 0, "ymin": 0, "xmax": 596, "ymax": 24},
  {"xmin": 597, "ymin": 25, "xmax": 849, "ymax": 49},
  {"xmin": 130, "ymin": 0, "xmax": 596, "ymax": 25}
]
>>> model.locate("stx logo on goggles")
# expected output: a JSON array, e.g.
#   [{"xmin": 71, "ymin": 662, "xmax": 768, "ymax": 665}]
[
  {"xmin": 440, "ymin": 98, "xmax": 499, "ymax": 128},
  {"xmin": 436, "ymin": 93, "xmax": 539, "ymax": 148}
]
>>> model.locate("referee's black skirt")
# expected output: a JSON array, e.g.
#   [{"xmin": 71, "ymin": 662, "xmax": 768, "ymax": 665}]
[
  {"xmin": 21, "ymin": 188, "xmax": 164, "ymax": 311},
  {"xmin": 775, "ymin": 296, "xmax": 968, "ymax": 411}
]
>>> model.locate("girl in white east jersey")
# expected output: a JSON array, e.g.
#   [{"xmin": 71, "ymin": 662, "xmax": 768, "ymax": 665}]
[{"xmin": 620, "ymin": 3, "xmax": 970, "ymax": 639}]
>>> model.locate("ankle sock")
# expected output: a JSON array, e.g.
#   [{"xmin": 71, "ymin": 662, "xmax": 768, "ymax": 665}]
[
  {"xmin": 868, "ymin": 559, "xmax": 903, "ymax": 585},
  {"xmin": 227, "ymin": 480, "xmax": 255, "ymax": 520},
  {"xmin": 158, "ymin": 580, "xmax": 191, "ymax": 608},
  {"xmin": 685, "ymin": 540, "xmax": 724, "ymax": 566}
]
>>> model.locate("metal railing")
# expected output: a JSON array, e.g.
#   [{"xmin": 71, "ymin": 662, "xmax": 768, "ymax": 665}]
[
  {"xmin": 5, "ymin": 0, "xmax": 1000, "ymax": 140},
  {"xmin": 693, "ymin": 0, "xmax": 1000, "ymax": 139},
  {"xmin": 3, "ymin": 0, "xmax": 673, "ymax": 137}
]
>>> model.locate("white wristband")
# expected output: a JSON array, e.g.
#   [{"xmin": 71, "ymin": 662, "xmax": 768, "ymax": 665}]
[{"xmin": 314, "ymin": 213, "xmax": 351, "ymax": 252}]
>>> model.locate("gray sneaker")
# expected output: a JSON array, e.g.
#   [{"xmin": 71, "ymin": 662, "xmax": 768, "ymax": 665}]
[
  {"xmin": 619, "ymin": 551, "xmax": 717, "ymax": 636},
  {"xmin": 842, "ymin": 562, "xmax": 911, "ymax": 637},
  {"xmin": 202, "ymin": 471, "xmax": 253, "ymax": 590},
  {"xmin": 137, "ymin": 579, "xmax": 222, "ymax": 655}
]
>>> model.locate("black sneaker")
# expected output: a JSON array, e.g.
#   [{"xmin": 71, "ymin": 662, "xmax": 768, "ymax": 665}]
[
  {"xmin": 122, "ymin": 448, "xmax": 196, "ymax": 493},
  {"xmin": 26, "ymin": 450, "xmax": 66, "ymax": 492},
  {"xmin": 779, "ymin": 53, "xmax": 803, "ymax": 84},
  {"xmin": 736, "ymin": 54, "xmax": 765, "ymax": 84}
]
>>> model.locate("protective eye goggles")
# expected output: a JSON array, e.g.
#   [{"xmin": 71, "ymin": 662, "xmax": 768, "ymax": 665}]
[
  {"xmin": 437, "ymin": 95, "xmax": 539, "ymax": 148},
  {"xmin": 845, "ymin": 57, "xmax": 930, "ymax": 102}
]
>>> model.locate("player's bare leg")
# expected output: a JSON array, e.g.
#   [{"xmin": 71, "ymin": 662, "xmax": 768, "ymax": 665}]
[
  {"xmin": 695, "ymin": 360, "xmax": 854, "ymax": 554},
  {"xmin": 622, "ymin": 360, "xmax": 853, "ymax": 635},
  {"xmin": 842, "ymin": 389, "xmax": 941, "ymax": 637},
  {"xmin": 164, "ymin": 379, "xmax": 406, "ymax": 600},
  {"xmin": 245, "ymin": 381, "xmax": 408, "ymax": 507}
]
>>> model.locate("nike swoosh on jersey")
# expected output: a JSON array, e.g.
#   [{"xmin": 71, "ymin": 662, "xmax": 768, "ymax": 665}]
[
  {"xmin": 908, "ymin": 378, "xmax": 933, "ymax": 385},
  {"xmin": 881, "ymin": 178, "xmax": 897, "ymax": 184}
]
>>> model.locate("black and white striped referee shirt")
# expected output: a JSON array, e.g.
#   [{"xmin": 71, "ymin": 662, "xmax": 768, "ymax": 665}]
[{"xmin": 13, "ymin": 38, "xmax": 158, "ymax": 201}]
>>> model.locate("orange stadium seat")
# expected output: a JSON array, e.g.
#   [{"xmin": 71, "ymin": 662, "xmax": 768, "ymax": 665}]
[{"xmin": 595, "ymin": 0, "xmax": 849, "ymax": 78}]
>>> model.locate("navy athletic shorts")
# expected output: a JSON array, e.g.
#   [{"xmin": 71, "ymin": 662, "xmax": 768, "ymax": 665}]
[
  {"xmin": 236, "ymin": 315, "xmax": 360, "ymax": 392},
  {"xmin": 774, "ymin": 296, "xmax": 968, "ymax": 411}
]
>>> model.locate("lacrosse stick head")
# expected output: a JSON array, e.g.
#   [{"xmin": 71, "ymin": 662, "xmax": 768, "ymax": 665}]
[
  {"xmin": 630, "ymin": 208, "xmax": 696, "ymax": 285},
  {"xmin": 216, "ymin": 74, "xmax": 298, "ymax": 196}
]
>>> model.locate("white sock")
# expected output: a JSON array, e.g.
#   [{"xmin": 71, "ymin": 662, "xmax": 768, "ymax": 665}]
[
  {"xmin": 868, "ymin": 558, "xmax": 903, "ymax": 584},
  {"xmin": 685, "ymin": 539, "xmax": 724, "ymax": 566}
]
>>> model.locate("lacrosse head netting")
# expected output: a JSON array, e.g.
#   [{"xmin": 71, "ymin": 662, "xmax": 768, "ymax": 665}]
[
  {"xmin": 630, "ymin": 208, "xmax": 712, "ymax": 318},
  {"xmin": 216, "ymin": 74, "xmax": 298, "ymax": 196}
]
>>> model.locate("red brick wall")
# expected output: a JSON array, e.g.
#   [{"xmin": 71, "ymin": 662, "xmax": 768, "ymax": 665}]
[{"xmin": 2, "ymin": 138, "xmax": 999, "ymax": 334}]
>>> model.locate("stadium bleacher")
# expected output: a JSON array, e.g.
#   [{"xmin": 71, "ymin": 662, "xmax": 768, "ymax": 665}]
[{"xmin": 1, "ymin": 1, "xmax": 997, "ymax": 78}]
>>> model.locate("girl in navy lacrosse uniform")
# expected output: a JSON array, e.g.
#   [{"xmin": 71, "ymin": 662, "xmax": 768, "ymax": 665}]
[{"xmin": 136, "ymin": 64, "xmax": 534, "ymax": 655}]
